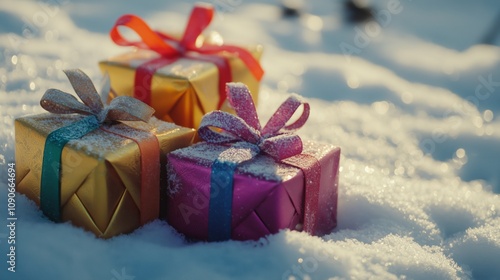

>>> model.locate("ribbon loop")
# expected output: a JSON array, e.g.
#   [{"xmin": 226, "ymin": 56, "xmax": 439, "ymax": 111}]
[
  {"xmin": 261, "ymin": 94, "xmax": 310, "ymax": 137},
  {"xmin": 41, "ymin": 89, "xmax": 95, "ymax": 116},
  {"xmin": 63, "ymin": 69, "xmax": 104, "ymax": 114},
  {"xmin": 199, "ymin": 83, "xmax": 309, "ymax": 160},
  {"xmin": 180, "ymin": 4, "xmax": 214, "ymax": 49},
  {"xmin": 198, "ymin": 111, "xmax": 261, "ymax": 144},
  {"xmin": 226, "ymin": 83, "xmax": 261, "ymax": 131},
  {"xmin": 40, "ymin": 69, "xmax": 154, "ymax": 124},
  {"xmin": 111, "ymin": 14, "xmax": 177, "ymax": 57}
]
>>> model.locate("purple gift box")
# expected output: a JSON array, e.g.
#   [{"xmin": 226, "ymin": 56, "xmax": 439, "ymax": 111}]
[
  {"xmin": 164, "ymin": 83, "xmax": 341, "ymax": 241},
  {"xmin": 166, "ymin": 141, "xmax": 340, "ymax": 241}
]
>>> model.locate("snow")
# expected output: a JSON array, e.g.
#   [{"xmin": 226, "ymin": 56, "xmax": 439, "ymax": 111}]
[{"xmin": 1, "ymin": 0, "xmax": 500, "ymax": 279}]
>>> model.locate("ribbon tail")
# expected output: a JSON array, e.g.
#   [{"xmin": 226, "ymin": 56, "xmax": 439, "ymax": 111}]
[
  {"xmin": 222, "ymin": 45, "xmax": 264, "ymax": 81},
  {"xmin": 282, "ymin": 154, "xmax": 322, "ymax": 235},
  {"xmin": 41, "ymin": 115, "xmax": 100, "ymax": 222},
  {"xmin": 198, "ymin": 45, "xmax": 264, "ymax": 81}
]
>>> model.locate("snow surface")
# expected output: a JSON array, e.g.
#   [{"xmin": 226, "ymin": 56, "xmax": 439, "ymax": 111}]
[{"xmin": 1, "ymin": 0, "xmax": 500, "ymax": 279}]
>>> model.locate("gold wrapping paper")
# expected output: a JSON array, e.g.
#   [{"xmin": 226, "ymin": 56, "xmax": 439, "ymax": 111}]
[
  {"xmin": 15, "ymin": 113, "xmax": 195, "ymax": 238},
  {"xmin": 98, "ymin": 45, "xmax": 263, "ymax": 129}
]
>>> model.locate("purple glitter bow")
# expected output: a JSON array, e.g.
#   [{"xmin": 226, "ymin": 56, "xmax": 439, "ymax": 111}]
[{"xmin": 198, "ymin": 83, "xmax": 310, "ymax": 160}]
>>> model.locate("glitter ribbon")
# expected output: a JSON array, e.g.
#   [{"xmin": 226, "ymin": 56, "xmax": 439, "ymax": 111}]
[
  {"xmin": 110, "ymin": 3, "xmax": 264, "ymax": 109},
  {"xmin": 198, "ymin": 83, "xmax": 321, "ymax": 241},
  {"xmin": 40, "ymin": 69, "xmax": 159, "ymax": 224}
]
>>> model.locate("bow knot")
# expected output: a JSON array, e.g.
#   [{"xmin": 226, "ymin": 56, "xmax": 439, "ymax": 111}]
[
  {"xmin": 40, "ymin": 69, "xmax": 155, "ymax": 124},
  {"xmin": 198, "ymin": 83, "xmax": 310, "ymax": 160},
  {"xmin": 176, "ymin": 44, "xmax": 187, "ymax": 55},
  {"xmin": 110, "ymin": 4, "xmax": 263, "ymax": 80}
]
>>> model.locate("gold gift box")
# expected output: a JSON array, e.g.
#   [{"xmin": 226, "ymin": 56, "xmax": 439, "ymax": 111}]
[
  {"xmin": 98, "ymin": 45, "xmax": 263, "ymax": 129},
  {"xmin": 15, "ymin": 114, "xmax": 195, "ymax": 238}
]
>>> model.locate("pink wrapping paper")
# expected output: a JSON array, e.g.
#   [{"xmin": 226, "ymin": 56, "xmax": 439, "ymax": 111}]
[{"xmin": 166, "ymin": 141, "xmax": 340, "ymax": 241}]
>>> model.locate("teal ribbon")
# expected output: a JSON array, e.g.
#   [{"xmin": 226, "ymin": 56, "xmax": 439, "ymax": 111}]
[
  {"xmin": 206, "ymin": 143, "xmax": 260, "ymax": 241},
  {"xmin": 40, "ymin": 115, "xmax": 100, "ymax": 222},
  {"xmin": 208, "ymin": 160, "xmax": 238, "ymax": 241}
]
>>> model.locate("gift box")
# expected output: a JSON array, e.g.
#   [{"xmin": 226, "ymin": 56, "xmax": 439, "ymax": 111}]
[
  {"xmin": 165, "ymin": 83, "xmax": 341, "ymax": 241},
  {"xmin": 99, "ymin": 3, "xmax": 264, "ymax": 129},
  {"xmin": 15, "ymin": 69, "xmax": 195, "ymax": 238}
]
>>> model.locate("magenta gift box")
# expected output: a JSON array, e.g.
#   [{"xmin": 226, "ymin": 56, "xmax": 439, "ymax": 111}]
[{"xmin": 165, "ymin": 141, "xmax": 340, "ymax": 241}]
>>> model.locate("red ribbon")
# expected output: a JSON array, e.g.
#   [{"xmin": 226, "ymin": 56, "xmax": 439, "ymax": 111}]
[
  {"xmin": 101, "ymin": 125, "xmax": 160, "ymax": 226},
  {"xmin": 198, "ymin": 83, "xmax": 322, "ymax": 235},
  {"xmin": 110, "ymin": 4, "xmax": 264, "ymax": 109}
]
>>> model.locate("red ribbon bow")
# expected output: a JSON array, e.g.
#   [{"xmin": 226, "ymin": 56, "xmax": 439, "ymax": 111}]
[
  {"xmin": 110, "ymin": 4, "xmax": 264, "ymax": 109},
  {"xmin": 198, "ymin": 83, "xmax": 310, "ymax": 160}
]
